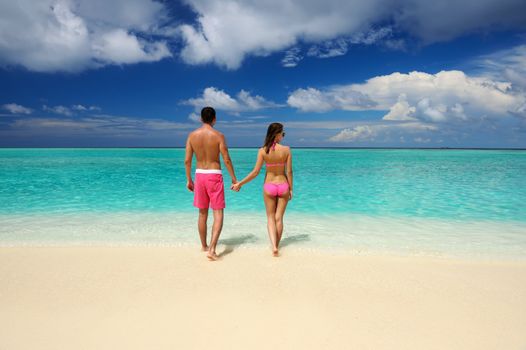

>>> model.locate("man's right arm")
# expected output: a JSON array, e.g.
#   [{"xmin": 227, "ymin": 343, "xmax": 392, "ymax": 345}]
[
  {"xmin": 219, "ymin": 134, "xmax": 237, "ymax": 184},
  {"xmin": 184, "ymin": 136, "xmax": 194, "ymax": 192}
]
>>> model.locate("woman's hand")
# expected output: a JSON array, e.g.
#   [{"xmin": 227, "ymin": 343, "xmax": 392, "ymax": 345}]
[
  {"xmin": 288, "ymin": 190, "xmax": 293, "ymax": 200},
  {"xmin": 231, "ymin": 182, "xmax": 242, "ymax": 192}
]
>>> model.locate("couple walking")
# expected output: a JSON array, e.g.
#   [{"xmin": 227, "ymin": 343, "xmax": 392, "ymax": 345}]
[{"xmin": 184, "ymin": 107, "xmax": 293, "ymax": 260}]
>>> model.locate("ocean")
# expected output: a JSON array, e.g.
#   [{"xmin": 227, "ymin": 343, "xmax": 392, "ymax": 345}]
[{"xmin": 1, "ymin": 148, "xmax": 525, "ymax": 258}]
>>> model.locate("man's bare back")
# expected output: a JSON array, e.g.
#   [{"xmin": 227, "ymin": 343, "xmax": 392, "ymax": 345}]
[
  {"xmin": 185, "ymin": 124, "xmax": 236, "ymax": 186},
  {"xmin": 187, "ymin": 126, "xmax": 224, "ymax": 170}
]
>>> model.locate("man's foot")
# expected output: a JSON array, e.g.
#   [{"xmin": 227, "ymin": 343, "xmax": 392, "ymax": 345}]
[
  {"xmin": 207, "ymin": 252, "xmax": 219, "ymax": 261},
  {"xmin": 201, "ymin": 246, "xmax": 209, "ymax": 252}
]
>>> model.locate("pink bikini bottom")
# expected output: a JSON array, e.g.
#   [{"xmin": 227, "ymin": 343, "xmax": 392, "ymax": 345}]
[{"xmin": 263, "ymin": 182, "xmax": 289, "ymax": 197}]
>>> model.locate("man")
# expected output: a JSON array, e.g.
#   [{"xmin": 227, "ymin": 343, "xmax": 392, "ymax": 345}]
[{"xmin": 184, "ymin": 106, "xmax": 237, "ymax": 261}]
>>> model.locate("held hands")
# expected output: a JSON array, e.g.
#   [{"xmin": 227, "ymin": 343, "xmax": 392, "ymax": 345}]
[
  {"xmin": 289, "ymin": 190, "xmax": 293, "ymax": 200},
  {"xmin": 231, "ymin": 182, "xmax": 242, "ymax": 192}
]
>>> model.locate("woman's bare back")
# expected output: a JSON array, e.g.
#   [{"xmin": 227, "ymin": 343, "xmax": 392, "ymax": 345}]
[{"xmin": 262, "ymin": 144, "xmax": 289, "ymax": 183}]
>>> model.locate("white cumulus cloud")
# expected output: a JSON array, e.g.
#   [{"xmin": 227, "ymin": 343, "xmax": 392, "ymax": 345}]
[
  {"xmin": 177, "ymin": 0, "xmax": 526, "ymax": 69},
  {"xmin": 2, "ymin": 0, "xmax": 525, "ymax": 71},
  {"xmin": 0, "ymin": 0, "xmax": 171, "ymax": 72},
  {"xmin": 72, "ymin": 104, "xmax": 100, "ymax": 111},
  {"xmin": 383, "ymin": 94, "xmax": 416, "ymax": 121},
  {"xmin": 188, "ymin": 112, "xmax": 201, "ymax": 123},
  {"xmin": 307, "ymin": 27, "xmax": 393, "ymax": 59},
  {"xmin": 43, "ymin": 105, "xmax": 73, "ymax": 116},
  {"xmin": 473, "ymin": 44, "xmax": 526, "ymax": 92},
  {"xmin": 178, "ymin": 0, "xmax": 389, "ymax": 69},
  {"xmin": 183, "ymin": 87, "xmax": 281, "ymax": 113},
  {"xmin": 281, "ymin": 47, "xmax": 303, "ymax": 68},
  {"xmin": 287, "ymin": 87, "xmax": 376, "ymax": 112},
  {"xmin": 329, "ymin": 122, "xmax": 438, "ymax": 142},
  {"xmin": 2, "ymin": 103, "xmax": 32, "ymax": 114},
  {"xmin": 329, "ymin": 125, "xmax": 379, "ymax": 142},
  {"xmin": 288, "ymin": 70, "xmax": 526, "ymax": 123},
  {"xmin": 92, "ymin": 29, "xmax": 170, "ymax": 65}
]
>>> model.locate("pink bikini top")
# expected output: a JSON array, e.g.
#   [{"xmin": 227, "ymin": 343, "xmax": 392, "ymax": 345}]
[{"xmin": 265, "ymin": 141, "xmax": 286, "ymax": 167}]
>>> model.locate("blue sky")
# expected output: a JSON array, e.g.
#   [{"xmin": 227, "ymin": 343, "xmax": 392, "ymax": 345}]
[{"xmin": 1, "ymin": 0, "xmax": 525, "ymax": 147}]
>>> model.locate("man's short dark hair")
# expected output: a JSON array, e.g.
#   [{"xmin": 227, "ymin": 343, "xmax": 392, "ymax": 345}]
[{"xmin": 201, "ymin": 106, "xmax": 216, "ymax": 124}]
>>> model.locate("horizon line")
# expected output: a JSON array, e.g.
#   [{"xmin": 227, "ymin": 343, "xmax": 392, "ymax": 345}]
[{"xmin": 1, "ymin": 146, "xmax": 525, "ymax": 150}]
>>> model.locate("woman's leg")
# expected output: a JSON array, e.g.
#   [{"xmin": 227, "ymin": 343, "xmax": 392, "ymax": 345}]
[
  {"xmin": 263, "ymin": 190, "xmax": 279, "ymax": 255},
  {"xmin": 275, "ymin": 193, "xmax": 289, "ymax": 248}
]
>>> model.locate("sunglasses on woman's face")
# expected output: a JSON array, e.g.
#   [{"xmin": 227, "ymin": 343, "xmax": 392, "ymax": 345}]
[{"xmin": 282, "ymin": 131, "xmax": 286, "ymax": 137}]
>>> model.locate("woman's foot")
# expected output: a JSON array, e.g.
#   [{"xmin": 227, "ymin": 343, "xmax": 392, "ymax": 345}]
[
  {"xmin": 207, "ymin": 251, "xmax": 219, "ymax": 261},
  {"xmin": 272, "ymin": 249, "xmax": 279, "ymax": 257}
]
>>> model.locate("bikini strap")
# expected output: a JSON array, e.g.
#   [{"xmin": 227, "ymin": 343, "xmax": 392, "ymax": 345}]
[{"xmin": 265, "ymin": 162, "xmax": 286, "ymax": 167}]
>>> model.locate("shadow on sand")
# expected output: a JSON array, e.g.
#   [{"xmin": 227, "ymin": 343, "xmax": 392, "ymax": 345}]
[
  {"xmin": 218, "ymin": 234, "xmax": 259, "ymax": 258},
  {"xmin": 279, "ymin": 234, "xmax": 311, "ymax": 248},
  {"xmin": 217, "ymin": 233, "xmax": 310, "ymax": 258}
]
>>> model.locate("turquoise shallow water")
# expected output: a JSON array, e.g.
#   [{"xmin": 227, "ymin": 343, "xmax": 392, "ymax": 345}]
[
  {"xmin": 1, "ymin": 148, "xmax": 525, "ymax": 257},
  {"xmin": 1, "ymin": 148, "xmax": 525, "ymax": 221}
]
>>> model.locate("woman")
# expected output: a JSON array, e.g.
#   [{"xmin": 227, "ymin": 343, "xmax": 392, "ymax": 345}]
[{"xmin": 232, "ymin": 123, "xmax": 293, "ymax": 257}]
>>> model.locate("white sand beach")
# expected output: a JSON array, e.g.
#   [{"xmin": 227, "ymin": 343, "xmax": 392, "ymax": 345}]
[{"xmin": 1, "ymin": 246, "xmax": 525, "ymax": 350}]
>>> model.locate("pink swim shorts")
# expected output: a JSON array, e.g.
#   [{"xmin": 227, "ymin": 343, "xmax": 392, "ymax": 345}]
[
  {"xmin": 193, "ymin": 169, "xmax": 225, "ymax": 210},
  {"xmin": 263, "ymin": 182, "xmax": 289, "ymax": 197}
]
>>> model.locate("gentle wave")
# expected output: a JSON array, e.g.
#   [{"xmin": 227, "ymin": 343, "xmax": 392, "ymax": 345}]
[{"xmin": 1, "ymin": 211, "xmax": 525, "ymax": 259}]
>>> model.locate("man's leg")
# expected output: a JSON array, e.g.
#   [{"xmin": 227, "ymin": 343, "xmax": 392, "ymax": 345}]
[
  {"xmin": 198, "ymin": 208, "xmax": 209, "ymax": 251},
  {"xmin": 207, "ymin": 209, "xmax": 224, "ymax": 260}
]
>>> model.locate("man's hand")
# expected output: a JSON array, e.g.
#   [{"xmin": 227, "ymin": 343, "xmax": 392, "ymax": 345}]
[
  {"xmin": 187, "ymin": 180, "xmax": 194, "ymax": 192},
  {"xmin": 231, "ymin": 182, "xmax": 242, "ymax": 192}
]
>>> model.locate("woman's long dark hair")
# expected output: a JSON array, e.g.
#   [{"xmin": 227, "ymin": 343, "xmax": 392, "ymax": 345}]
[{"xmin": 263, "ymin": 122, "xmax": 284, "ymax": 154}]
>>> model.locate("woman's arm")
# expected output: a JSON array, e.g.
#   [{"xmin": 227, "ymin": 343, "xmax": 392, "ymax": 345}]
[
  {"xmin": 232, "ymin": 149, "xmax": 264, "ymax": 190},
  {"xmin": 286, "ymin": 148, "xmax": 293, "ymax": 199}
]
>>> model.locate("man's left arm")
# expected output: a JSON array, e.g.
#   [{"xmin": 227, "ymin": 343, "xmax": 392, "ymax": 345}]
[{"xmin": 219, "ymin": 134, "xmax": 237, "ymax": 184}]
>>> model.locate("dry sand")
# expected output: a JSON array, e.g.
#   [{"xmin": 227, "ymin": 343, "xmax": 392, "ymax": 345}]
[{"xmin": 1, "ymin": 246, "xmax": 525, "ymax": 349}]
